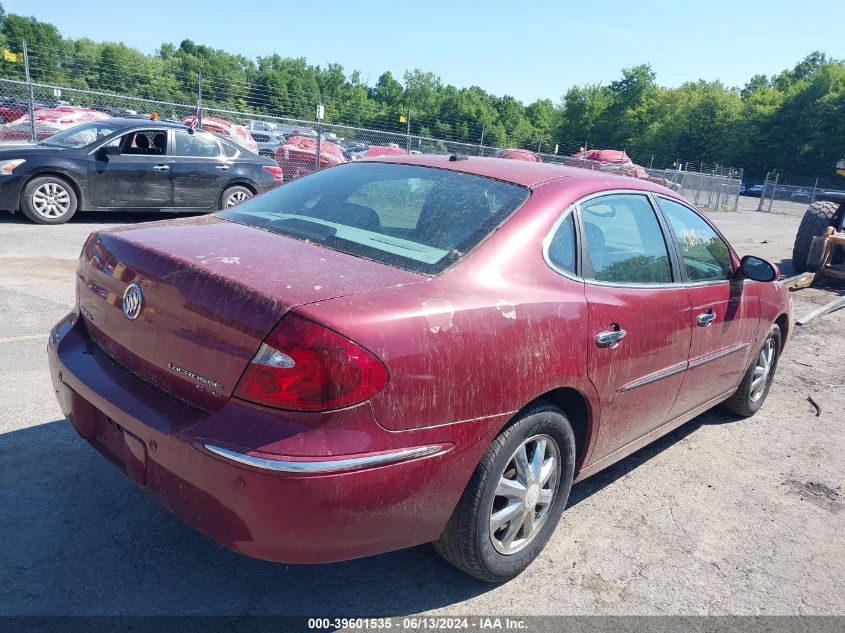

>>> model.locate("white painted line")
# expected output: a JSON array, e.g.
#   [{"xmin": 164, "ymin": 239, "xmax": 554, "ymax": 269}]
[{"xmin": 0, "ymin": 334, "xmax": 44, "ymax": 344}]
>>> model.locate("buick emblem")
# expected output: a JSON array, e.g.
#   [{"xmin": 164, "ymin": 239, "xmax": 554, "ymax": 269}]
[{"xmin": 122, "ymin": 282, "xmax": 143, "ymax": 320}]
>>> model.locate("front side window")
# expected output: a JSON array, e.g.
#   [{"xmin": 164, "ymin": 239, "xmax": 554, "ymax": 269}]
[
  {"xmin": 120, "ymin": 130, "xmax": 167, "ymax": 155},
  {"xmin": 657, "ymin": 197, "xmax": 733, "ymax": 282},
  {"xmin": 219, "ymin": 162, "xmax": 529, "ymax": 275},
  {"xmin": 580, "ymin": 194, "xmax": 672, "ymax": 284},
  {"xmin": 174, "ymin": 131, "xmax": 221, "ymax": 158}
]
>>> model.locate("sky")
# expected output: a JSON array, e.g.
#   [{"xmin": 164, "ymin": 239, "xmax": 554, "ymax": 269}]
[{"xmin": 5, "ymin": 0, "xmax": 845, "ymax": 104}]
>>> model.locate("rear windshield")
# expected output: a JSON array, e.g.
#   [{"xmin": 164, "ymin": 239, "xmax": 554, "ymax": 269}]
[{"xmin": 218, "ymin": 162, "xmax": 529, "ymax": 275}]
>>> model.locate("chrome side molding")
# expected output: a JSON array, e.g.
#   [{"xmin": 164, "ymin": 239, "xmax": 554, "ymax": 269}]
[{"xmin": 203, "ymin": 443, "xmax": 447, "ymax": 474}]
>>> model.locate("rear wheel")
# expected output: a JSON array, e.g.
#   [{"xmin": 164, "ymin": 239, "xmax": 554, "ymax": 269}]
[
  {"xmin": 434, "ymin": 402, "xmax": 575, "ymax": 582},
  {"xmin": 792, "ymin": 201, "xmax": 842, "ymax": 272},
  {"xmin": 20, "ymin": 175, "xmax": 78, "ymax": 225},
  {"xmin": 220, "ymin": 185, "xmax": 253, "ymax": 209}
]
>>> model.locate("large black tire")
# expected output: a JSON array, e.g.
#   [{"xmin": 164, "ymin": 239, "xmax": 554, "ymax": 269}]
[
  {"xmin": 20, "ymin": 175, "xmax": 79, "ymax": 225},
  {"xmin": 792, "ymin": 201, "xmax": 841, "ymax": 273},
  {"xmin": 434, "ymin": 401, "xmax": 576, "ymax": 582},
  {"xmin": 720, "ymin": 325, "xmax": 782, "ymax": 418}
]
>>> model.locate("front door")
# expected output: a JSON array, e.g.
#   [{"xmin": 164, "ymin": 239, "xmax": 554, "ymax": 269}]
[
  {"xmin": 170, "ymin": 130, "xmax": 230, "ymax": 209},
  {"xmin": 88, "ymin": 129, "xmax": 172, "ymax": 208},
  {"xmin": 580, "ymin": 193, "xmax": 692, "ymax": 462},
  {"xmin": 655, "ymin": 196, "xmax": 759, "ymax": 417}
]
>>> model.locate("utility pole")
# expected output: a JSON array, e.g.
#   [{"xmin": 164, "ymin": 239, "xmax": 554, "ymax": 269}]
[{"xmin": 22, "ymin": 41, "xmax": 36, "ymax": 143}]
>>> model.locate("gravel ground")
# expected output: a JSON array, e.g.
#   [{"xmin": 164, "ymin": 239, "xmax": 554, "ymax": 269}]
[{"xmin": 0, "ymin": 206, "xmax": 842, "ymax": 617}]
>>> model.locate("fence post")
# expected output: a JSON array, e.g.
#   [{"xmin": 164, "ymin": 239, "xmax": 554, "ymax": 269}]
[
  {"xmin": 196, "ymin": 71, "xmax": 203, "ymax": 130},
  {"xmin": 315, "ymin": 101, "xmax": 323, "ymax": 171},
  {"xmin": 768, "ymin": 172, "xmax": 779, "ymax": 212},
  {"xmin": 405, "ymin": 108, "xmax": 411, "ymax": 153},
  {"xmin": 479, "ymin": 124, "xmax": 484, "ymax": 155},
  {"xmin": 811, "ymin": 177, "xmax": 819, "ymax": 203},
  {"xmin": 757, "ymin": 172, "xmax": 769, "ymax": 211},
  {"xmin": 22, "ymin": 40, "xmax": 36, "ymax": 143},
  {"xmin": 733, "ymin": 168, "xmax": 743, "ymax": 212}
]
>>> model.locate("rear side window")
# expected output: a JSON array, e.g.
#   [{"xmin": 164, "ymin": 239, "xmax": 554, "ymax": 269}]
[
  {"xmin": 656, "ymin": 197, "xmax": 733, "ymax": 282},
  {"xmin": 581, "ymin": 194, "xmax": 672, "ymax": 284},
  {"xmin": 221, "ymin": 141, "xmax": 241, "ymax": 158},
  {"xmin": 174, "ymin": 131, "xmax": 221, "ymax": 157},
  {"xmin": 218, "ymin": 162, "xmax": 529, "ymax": 275},
  {"xmin": 547, "ymin": 212, "xmax": 576, "ymax": 274}
]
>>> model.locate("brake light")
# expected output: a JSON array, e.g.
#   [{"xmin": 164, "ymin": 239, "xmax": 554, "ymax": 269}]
[
  {"xmin": 234, "ymin": 314, "xmax": 388, "ymax": 411},
  {"xmin": 262, "ymin": 165, "xmax": 283, "ymax": 181}
]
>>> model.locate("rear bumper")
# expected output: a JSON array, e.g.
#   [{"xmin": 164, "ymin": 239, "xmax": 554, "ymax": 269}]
[{"xmin": 48, "ymin": 311, "xmax": 495, "ymax": 564}]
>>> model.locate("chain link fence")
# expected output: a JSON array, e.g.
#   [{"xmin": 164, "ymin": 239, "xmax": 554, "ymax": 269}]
[
  {"xmin": 754, "ymin": 171, "xmax": 845, "ymax": 216},
  {"xmin": 0, "ymin": 47, "xmax": 743, "ymax": 211}
]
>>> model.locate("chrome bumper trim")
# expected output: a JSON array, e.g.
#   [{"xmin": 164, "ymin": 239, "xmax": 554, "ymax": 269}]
[{"xmin": 203, "ymin": 443, "xmax": 446, "ymax": 474}]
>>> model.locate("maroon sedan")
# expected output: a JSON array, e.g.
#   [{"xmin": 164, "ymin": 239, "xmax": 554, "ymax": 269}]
[{"xmin": 48, "ymin": 155, "xmax": 792, "ymax": 581}]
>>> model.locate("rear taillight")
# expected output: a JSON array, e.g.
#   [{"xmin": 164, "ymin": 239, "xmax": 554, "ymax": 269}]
[
  {"xmin": 234, "ymin": 314, "xmax": 388, "ymax": 411},
  {"xmin": 262, "ymin": 165, "xmax": 283, "ymax": 181}
]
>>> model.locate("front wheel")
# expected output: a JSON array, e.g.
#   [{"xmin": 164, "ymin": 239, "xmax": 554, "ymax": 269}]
[
  {"xmin": 20, "ymin": 175, "xmax": 79, "ymax": 225},
  {"xmin": 434, "ymin": 402, "xmax": 576, "ymax": 582},
  {"xmin": 220, "ymin": 185, "xmax": 253, "ymax": 209},
  {"xmin": 720, "ymin": 324, "xmax": 782, "ymax": 417}
]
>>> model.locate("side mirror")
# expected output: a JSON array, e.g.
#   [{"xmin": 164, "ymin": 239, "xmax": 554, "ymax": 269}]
[
  {"xmin": 98, "ymin": 145, "xmax": 120, "ymax": 156},
  {"xmin": 739, "ymin": 255, "xmax": 778, "ymax": 282}
]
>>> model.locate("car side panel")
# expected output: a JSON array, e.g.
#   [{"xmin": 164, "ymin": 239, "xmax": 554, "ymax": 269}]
[
  {"xmin": 296, "ymin": 266, "xmax": 593, "ymax": 433},
  {"xmin": 668, "ymin": 280, "xmax": 759, "ymax": 418},
  {"xmin": 1, "ymin": 151, "xmax": 91, "ymax": 211},
  {"xmin": 584, "ymin": 284, "xmax": 692, "ymax": 462}
]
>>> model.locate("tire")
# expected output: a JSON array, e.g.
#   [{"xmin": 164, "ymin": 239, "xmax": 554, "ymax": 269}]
[
  {"xmin": 20, "ymin": 175, "xmax": 79, "ymax": 225},
  {"xmin": 720, "ymin": 324, "xmax": 782, "ymax": 417},
  {"xmin": 792, "ymin": 201, "xmax": 841, "ymax": 273},
  {"xmin": 434, "ymin": 401, "xmax": 576, "ymax": 582},
  {"xmin": 220, "ymin": 185, "xmax": 253, "ymax": 210}
]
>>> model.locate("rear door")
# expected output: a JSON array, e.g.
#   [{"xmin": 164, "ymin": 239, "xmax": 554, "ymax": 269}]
[
  {"xmin": 170, "ymin": 130, "xmax": 231, "ymax": 209},
  {"xmin": 655, "ymin": 196, "xmax": 759, "ymax": 417},
  {"xmin": 88, "ymin": 129, "xmax": 173, "ymax": 208},
  {"xmin": 580, "ymin": 193, "xmax": 692, "ymax": 462}
]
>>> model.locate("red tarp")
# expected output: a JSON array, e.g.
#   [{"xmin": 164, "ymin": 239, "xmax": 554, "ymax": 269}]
[
  {"xmin": 493, "ymin": 148, "xmax": 542, "ymax": 162},
  {"xmin": 0, "ymin": 107, "xmax": 111, "ymax": 141},
  {"xmin": 181, "ymin": 114, "xmax": 259, "ymax": 154},
  {"xmin": 363, "ymin": 145, "xmax": 407, "ymax": 158},
  {"xmin": 564, "ymin": 148, "xmax": 666, "ymax": 185},
  {"xmin": 275, "ymin": 134, "xmax": 345, "ymax": 180}
]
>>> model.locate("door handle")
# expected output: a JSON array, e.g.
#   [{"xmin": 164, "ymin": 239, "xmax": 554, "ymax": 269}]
[
  {"xmin": 596, "ymin": 327, "xmax": 627, "ymax": 348},
  {"xmin": 152, "ymin": 164, "xmax": 170, "ymax": 171},
  {"xmin": 697, "ymin": 309, "xmax": 716, "ymax": 327},
  {"xmin": 215, "ymin": 164, "xmax": 231, "ymax": 170}
]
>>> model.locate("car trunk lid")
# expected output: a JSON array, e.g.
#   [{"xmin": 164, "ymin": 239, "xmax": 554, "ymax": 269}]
[{"xmin": 77, "ymin": 214, "xmax": 423, "ymax": 410}]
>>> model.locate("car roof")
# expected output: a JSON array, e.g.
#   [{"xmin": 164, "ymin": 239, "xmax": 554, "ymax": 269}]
[
  {"xmin": 105, "ymin": 117, "xmax": 191, "ymax": 131},
  {"xmin": 362, "ymin": 153, "xmax": 672, "ymax": 191}
]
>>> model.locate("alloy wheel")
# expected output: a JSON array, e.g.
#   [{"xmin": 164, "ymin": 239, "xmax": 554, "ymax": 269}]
[
  {"xmin": 226, "ymin": 190, "xmax": 250, "ymax": 207},
  {"xmin": 750, "ymin": 338, "xmax": 775, "ymax": 402},
  {"xmin": 32, "ymin": 182, "xmax": 71, "ymax": 219},
  {"xmin": 489, "ymin": 434, "xmax": 560, "ymax": 555}
]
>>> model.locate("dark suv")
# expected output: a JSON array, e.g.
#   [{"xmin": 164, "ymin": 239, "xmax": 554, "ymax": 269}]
[{"xmin": 0, "ymin": 117, "xmax": 283, "ymax": 224}]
